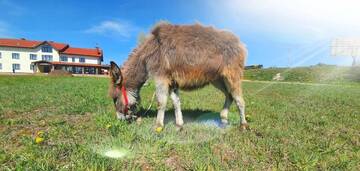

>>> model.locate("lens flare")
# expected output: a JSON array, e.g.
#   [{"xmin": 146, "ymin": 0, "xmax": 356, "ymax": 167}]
[
  {"xmin": 103, "ymin": 148, "xmax": 128, "ymax": 159},
  {"xmin": 251, "ymin": 41, "xmax": 328, "ymax": 95}
]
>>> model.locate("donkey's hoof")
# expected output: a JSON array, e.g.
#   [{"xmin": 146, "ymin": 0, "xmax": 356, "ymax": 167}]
[
  {"xmin": 136, "ymin": 117, "xmax": 142, "ymax": 125},
  {"xmin": 219, "ymin": 122, "xmax": 229, "ymax": 129},
  {"xmin": 240, "ymin": 123, "xmax": 250, "ymax": 131},
  {"xmin": 221, "ymin": 119, "xmax": 228, "ymax": 124},
  {"xmin": 175, "ymin": 125, "xmax": 183, "ymax": 132}
]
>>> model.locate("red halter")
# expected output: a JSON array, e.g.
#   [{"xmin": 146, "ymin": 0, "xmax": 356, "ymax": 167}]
[
  {"xmin": 121, "ymin": 85, "xmax": 129, "ymax": 114},
  {"xmin": 115, "ymin": 81, "xmax": 129, "ymax": 114}
]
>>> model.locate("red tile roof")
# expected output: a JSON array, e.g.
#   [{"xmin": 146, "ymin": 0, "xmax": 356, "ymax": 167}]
[
  {"xmin": 61, "ymin": 47, "xmax": 102, "ymax": 57},
  {"xmin": 48, "ymin": 42, "xmax": 68, "ymax": 51},
  {"xmin": 0, "ymin": 38, "xmax": 42, "ymax": 48},
  {"xmin": 0, "ymin": 38, "xmax": 103, "ymax": 58}
]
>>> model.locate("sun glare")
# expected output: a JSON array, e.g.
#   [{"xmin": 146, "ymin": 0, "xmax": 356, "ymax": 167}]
[{"xmin": 104, "ymin": 149, "xmax": 128, "ymax": 159}]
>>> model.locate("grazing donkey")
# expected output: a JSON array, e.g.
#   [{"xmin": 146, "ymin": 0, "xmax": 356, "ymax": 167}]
[{"xmin": 110, "ymin": 23, "xmax": 248, "ymax": 130}]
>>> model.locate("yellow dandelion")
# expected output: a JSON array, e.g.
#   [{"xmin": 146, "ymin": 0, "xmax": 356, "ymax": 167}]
[
  {"xmin": 106, "ymin": 124, "xmax": 112, "ymax": 129},
  {"xmin": 35, "ymin": 137, "xmax": 44, "ymax": 144},
  {"xmin": 155, "ymin": 127, "xmax": 163, "ymax": 133}
]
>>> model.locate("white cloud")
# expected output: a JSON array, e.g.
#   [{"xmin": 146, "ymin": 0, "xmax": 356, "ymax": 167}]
[
  {"xmin": 85, "ymin": 20, "xmax": 136, "ymax": 38},
  {"xmin": 208, "ymin": 0, "xmax": 360, "ymax": 42}
]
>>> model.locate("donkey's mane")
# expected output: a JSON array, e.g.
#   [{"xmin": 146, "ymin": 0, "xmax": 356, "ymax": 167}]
[{"xmin": 121, "ymin": 34, "xmax": 158, "ymax": 91}]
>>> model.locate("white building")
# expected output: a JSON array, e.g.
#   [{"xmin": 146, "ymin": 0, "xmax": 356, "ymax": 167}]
[{"xmin": 0, "ymin": 38, "xmax": 108, "ymax": 74}]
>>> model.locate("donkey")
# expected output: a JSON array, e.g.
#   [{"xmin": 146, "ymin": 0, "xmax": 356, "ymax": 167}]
[{"xmin": 110, "ymin": 23, "xmax": 248, "ymax": 130}]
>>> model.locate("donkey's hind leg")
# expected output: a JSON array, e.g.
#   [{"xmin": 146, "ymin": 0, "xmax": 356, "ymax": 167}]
[
  {"xmin": 170, "ymin": 88, "xmax": 183, "ymax": 131},
  {"xmin": 212, "ymin": 80, "xmax": 233, "ymax": 126},
  {"xmin": 223, "ymin": 76, "xmax": 248, "ymax": 130}
]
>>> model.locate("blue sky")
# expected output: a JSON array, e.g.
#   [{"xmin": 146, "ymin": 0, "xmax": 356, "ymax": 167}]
[{"xmin": 1, "ymin": 0, "xmax": 359, "ymax": 67}]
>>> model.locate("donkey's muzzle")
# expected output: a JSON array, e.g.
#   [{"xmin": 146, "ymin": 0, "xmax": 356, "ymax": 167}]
[{"xmin": 116, "ymin": 112, "xmax": 137, "ymax": 122}]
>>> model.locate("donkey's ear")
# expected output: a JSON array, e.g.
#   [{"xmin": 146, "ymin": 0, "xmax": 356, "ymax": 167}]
[{"xmin": 110, "ymin": 61, "xmax": 123, "ymax": 85}]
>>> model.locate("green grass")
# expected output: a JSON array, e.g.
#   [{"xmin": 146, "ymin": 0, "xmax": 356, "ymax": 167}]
[
  {"xmin": 244, "ymin": 65, "xmax": 360, "ymax": 83},
  {"xmin": 0, "ymin": 75, "xmax": 359, "ymax": 170}
]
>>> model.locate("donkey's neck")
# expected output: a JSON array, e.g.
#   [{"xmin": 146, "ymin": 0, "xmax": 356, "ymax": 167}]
[{"xmin": 122, "ymin": 57, "xmax": 148, "ymax": 95}]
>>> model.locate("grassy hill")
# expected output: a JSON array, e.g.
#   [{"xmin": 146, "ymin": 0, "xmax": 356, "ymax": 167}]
[
  {"xmin": 244, "ymin": 65, "xmax": 360, "ymax": 83},
  {"xmin": 0, "ymin": 76, "xmax": 359, "ymax": 170}
]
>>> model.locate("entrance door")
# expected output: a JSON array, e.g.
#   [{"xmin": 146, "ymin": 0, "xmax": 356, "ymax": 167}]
[{"xmin": 43, "ymin": 65, "xmax": 50, "ymax": 73}]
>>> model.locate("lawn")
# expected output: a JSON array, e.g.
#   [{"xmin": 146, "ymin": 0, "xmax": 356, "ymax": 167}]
[
  {"xmin": 244, "ymin": 65, "xmax": 360, "ymax": 83},
  {"xmin": 0, "ymin": 75, "xmax": 359, "ymax": 170}
]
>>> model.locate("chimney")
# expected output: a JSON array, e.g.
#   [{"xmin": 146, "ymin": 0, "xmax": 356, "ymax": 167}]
[{"xmin": 95, "ymin": 46, "xmax": 101, "ymax": 54}]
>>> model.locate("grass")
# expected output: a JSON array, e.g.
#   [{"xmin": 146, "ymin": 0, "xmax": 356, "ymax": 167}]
[
  {"xmin": 244, "ymin": 65, "xmax": 360, "ymax": 83},
  {"xmin": 0, "ymin": 75, "xmax": 359, "ymax": 170}
]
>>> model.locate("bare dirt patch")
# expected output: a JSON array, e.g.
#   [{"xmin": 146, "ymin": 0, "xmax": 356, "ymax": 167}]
[{"xmin": 164, "ymin": 151, "xmax": 185, "ymax": 171}]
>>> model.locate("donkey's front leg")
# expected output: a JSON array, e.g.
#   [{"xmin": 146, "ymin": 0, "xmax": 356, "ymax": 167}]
[
  {"xmin": 155, "ymin": 78, "xmax": 169, "ymax": 128},
  {"xmin": 170, "ymin": 88, "xmax": 183, "ymax": 131}
]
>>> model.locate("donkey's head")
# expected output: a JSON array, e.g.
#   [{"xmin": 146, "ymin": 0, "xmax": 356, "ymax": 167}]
[{"xmin": 110, "ymin": 61, "xmax": 138, "ymax": 121}]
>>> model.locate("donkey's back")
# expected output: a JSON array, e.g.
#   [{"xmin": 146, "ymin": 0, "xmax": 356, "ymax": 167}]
[{"xmin": 147, "ymin": 23, "xmax": 247, "ymax": 90}]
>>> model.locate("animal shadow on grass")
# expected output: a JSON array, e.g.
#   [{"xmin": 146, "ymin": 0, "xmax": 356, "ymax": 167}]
[
  {"xmin": 137, "ymin": 108, "xmax": 258, "ymax": 134},
  {"xmin": 138, "ymin": 108, "xmax": 221, "ymax": 125}
]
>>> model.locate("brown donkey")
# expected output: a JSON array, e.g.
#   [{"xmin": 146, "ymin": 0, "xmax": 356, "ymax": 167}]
[{"xmin": 110, "ymin": 23, "xmax": 248, "ymax": 130}]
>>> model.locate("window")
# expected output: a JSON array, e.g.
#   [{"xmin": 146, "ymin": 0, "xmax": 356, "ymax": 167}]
[
  {"xmin": 60, "ymin": 56, "xmax": 68, "ymax": 62},
  {"xmin": 72, "ymin": 57, "xmax": 75, "ymax": 62},
  {"xmin": 66, "ymin": 66, "xmax": 73, "ymax": 72},
  {"xmin": 79, "ymin": 57, "xmax": 85, "ymax": 63},
  {"xmin": 30, "ymin": 64, "xmax": 34, "ymax": 70},
  {"xmin": 12, "ymin": 53, "xmax": 20, "ymax": 59},
  {"xmin": 30, "ymin": 54, "xmax": 37, "ymax": 60},
  {"xmin": 0, "ymin": 52, "xmax": 2, "ymax": 59},
  {"xmin": 41, "ymin": 45, "xmax": 52, "ymax": 53},
  {"xmin": 0, "ymin": 63, "xmax": 2, "ymax": 70},
  {"xmin": 86, "ymin": 67, "xmax": 96, "ymax": 74},
  {"xmin": 84, "ymin": 67, "xmax": 89, "ymax": 74},
  {"xmin": 74, "ymin": 67, "xmax": 83, "ymax": 74},
  {"xmin": 42, "ymin": 55, "xmax": 53, "ymax": 61},
  {"xmin": 12, "ymin": 64, "xmax": 20, "ymax": 70}
]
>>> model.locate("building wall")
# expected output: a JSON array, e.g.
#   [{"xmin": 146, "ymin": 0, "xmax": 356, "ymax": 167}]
[
  {"xmin": 0, "ymin": 44, "xmax": 60, "ymax": 73},
  {"xmin": 0, "ymin": 45, "xmax": 101, "ymax": 73},
  {"xmin": 60, "ymin": 54, "xmax": 100, "ymax": 64}
]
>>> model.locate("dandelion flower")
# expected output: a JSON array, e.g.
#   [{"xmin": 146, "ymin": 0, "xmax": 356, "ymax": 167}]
[
  {"xmin": 35, "ymin": 137, "xmax": 44, "ymax": 144},
  {"xmin": 155, "ymin": 127, "xmax": 163, "ymax": 133}
]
